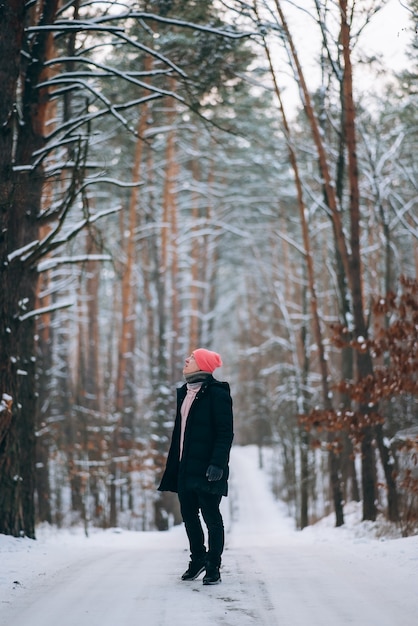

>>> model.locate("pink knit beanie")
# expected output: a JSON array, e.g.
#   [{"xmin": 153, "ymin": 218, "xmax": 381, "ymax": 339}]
[{"xmin": 193, "ymin": 348, "xmax": 222, "ymax": 373}]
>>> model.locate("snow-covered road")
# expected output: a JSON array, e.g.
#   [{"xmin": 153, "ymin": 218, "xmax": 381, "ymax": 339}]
[{"xmin": 1, "ymin": 446, "xmax": 417, "ymax": 626}]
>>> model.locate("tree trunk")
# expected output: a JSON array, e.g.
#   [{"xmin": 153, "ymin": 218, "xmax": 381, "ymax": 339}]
[
  {"xmin": 340, "ymin": 0, "xmax": 380, "ymax": 520},
  {"xmin": 201, "ymin": 153, "xmax": 218, "ymax": 346},
  {"xmin": 0, "ymin": 0, "xmax": 27, "ymax": 538},
  {"xmin": 162, "ymin": 84, "xmax": 180, "ymax": 380},
  {"xmin": 299, "ymin": 282, "xmax": 310, "ymax": 529},
  {"xmin": 115, "ymin": 103, "xmax": 146, "ymax": 413},
  {"xmin": 35, "ymin": 245, "xmax": 53, "ymax": 525},
  {"xmin": 0, "ymin": 0, "xmax": 60, "ymax": 538},
  {"xmin": 375, "ymin": 424, "xmax": 399, "ymax": 522},
  {"xmin": 189, "ymin": 137, "xmax": 202, "ymax": 350}
]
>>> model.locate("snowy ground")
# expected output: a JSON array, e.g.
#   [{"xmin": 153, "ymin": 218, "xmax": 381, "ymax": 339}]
[{"xmin": 1, "ymin": 446, "xmax": 417, "ymax": 626}]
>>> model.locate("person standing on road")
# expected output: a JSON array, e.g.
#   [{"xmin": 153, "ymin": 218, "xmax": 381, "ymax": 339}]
[{"xmin": 158, "ymin": 348, "xmax": 234, "ymax": 585}]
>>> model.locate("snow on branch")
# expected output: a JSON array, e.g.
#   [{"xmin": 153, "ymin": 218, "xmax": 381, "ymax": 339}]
[
  {"xmin": 37, "ymin": 77, "xmax": 134, "ymax": 134},
  {"xmin": 26, "ymin": 22, "xmax": 125, "ymax": 34},
  {"xmin": 26, "ymin": 205, "xmax": 121, "ymax": 268},
  {"xmin": 79, "ymin": 177, "xmax": 145, "ymax": 192},
  {"xmin": 46, "ymin": 205, "xmax": 121, "ymax": 241},
  {"xmin": 177, "ymin": 217, "xmax": 253, "ymax": 242},
  {"xmin": 43, "ymin": 55, "xmax": 187, "ymax": 94},
  {"xmin": 274, "ymin": 231, "xmax": 307, "ymax": 256},
  {"xmin": 7, "ymin": 240, "xmax": 39, "ymax": 263},
  {"xmin": 111, "ymin": 31, "xmax": 189, "ymax": 78},
  {"xmin": 26, "ymin": 13, "xmax": 254, "ymax": 78},
  {"xmin": 57, "ymin": 12, "xmax": 255, "ymax": 39},
  {"xmin": 19, "ymin": 299, "xmax": 75, "ymax": 322},
  {"xmin": 31, "ymin": 94, "xmax": 163, "ymax": 168},
  {"xmin": 389, "ymin": 197, "xmax": 418, "ymax": 239},
  {"xmin": 38, "ymin": 254, "xmax": 111, "ymax": 272}
]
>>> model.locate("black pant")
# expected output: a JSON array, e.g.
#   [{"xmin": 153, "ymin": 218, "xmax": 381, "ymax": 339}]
[{"xmin": 178, "ymin": 488, "xmax": 224, "ymax": 567}]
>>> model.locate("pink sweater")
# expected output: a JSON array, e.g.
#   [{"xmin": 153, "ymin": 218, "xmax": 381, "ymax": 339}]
[{"xmin": 179, "ymin": 383, "xmax": 202, "ymax": 459}]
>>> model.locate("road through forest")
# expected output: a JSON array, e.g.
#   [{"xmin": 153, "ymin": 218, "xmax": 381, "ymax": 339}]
[{"xmin": 1, "ymin": 446, "xmax": 417, "ymax": 626}]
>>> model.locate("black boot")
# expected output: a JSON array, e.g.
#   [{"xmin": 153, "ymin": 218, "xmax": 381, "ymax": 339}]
[
  {"xmin": 181, "ymin": 559, "xmax": 206, "ymax": 581},
  {"xmin": 203, "ymin": 563, "xmax": 221, "ymax": 585}
]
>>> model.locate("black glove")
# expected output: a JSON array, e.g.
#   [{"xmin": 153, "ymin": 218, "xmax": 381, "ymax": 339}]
[{"xmin": 206, "ymin": 465, "xmax": 223, "ymax": 482}]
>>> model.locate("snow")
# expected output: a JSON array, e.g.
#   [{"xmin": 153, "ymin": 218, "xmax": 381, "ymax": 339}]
[
  {"xmin": 1, "ymin": 445, "xmax": 417, "ymax": 626},
  {"xmin": 37, "ymin": 255, "xmax": 111, "ymax": 272},
  {"xmin": 7, "ymin": 240, "xmax": 39, "ymax": 263},
  {"xmin": 0, "ymin": 393, "xmax": 13, "ymax": 412},
  {"xmin": 18, "ymin": 299, "xmax": 74, "ymax": 322}
]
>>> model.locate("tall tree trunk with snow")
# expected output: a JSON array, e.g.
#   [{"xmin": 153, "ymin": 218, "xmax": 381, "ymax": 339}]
[
  {"xmin": 110, "ymin": 97, "xmax": 149, "ymax": 526},
  {"xmin": 0, "ymin": 0, "xmax": 60, "ymax": 537},
  {"xmin": 299, "ymin": 281, "xmax": 310, "ymax": 530},
  {"xmin": 162, "ymin": 88, "xmax": 181, "ymax": 381},
  {"xmin": 201, "ymin": 154, "xmax": 219, "ymax": 346},
  {"xmin": 33, "ymin": 12, "xmax": 61, "ymax": 525},
  {"xmin": 334, "ymin": 78, "xmax": 360, "ymax": 505},
  {"xmin": 77, "ymin": 232, "xmax": 104, "ymax": 527},
  {"xmin": 187, "ymin": 145, "xmax": 219, "ymax": 350},
  {"xmin": 189, "ymin": 138, "xmax": 202, "ymax": 350},
  {"xmin": 339, "ymin": 0, "xmax": 376, "ymax": 521},
  {"xmin": 35, "ymin": 246, "xmax": 53, "ymax": 525}
]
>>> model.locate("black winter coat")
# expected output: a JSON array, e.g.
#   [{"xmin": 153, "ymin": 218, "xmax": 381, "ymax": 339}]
[{"xmin": 158, "ymin": 377, "xmax": 234, "ymax": 497}]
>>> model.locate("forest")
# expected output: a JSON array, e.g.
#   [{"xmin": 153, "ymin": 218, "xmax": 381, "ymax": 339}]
[{"xmin": 0, "ymin": 0, "xmax": 417, "ymax": 540}]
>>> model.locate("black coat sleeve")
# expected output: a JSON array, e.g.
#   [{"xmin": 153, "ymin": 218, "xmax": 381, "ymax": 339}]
[
  {"xmin": 157, "ymin": 395, "xmax": 183, "ymax": 493},
  {"xmin": 209, "ymin": 383, "xmax": 234, "ymax": 470}
]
